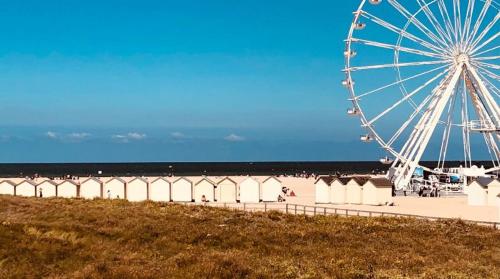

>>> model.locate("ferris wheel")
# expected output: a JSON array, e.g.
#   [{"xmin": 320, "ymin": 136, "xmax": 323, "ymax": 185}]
[{"xmin": 344, "ymin": 0, "xmax": 499, "ymax": 189}]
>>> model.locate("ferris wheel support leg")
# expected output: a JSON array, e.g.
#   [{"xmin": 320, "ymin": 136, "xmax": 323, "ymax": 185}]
[
  {"xmin": 394, "ymin": 64, "xmax": 464, "ymax": 189},
  {"xmin": 466, "ymin": 62, "xmax": 500, "ymax": 124}
]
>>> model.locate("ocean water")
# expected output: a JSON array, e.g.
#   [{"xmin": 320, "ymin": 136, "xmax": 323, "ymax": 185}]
[{"xmin": 0, "ymin": 161, "xmax": 492, "ymax": 177}]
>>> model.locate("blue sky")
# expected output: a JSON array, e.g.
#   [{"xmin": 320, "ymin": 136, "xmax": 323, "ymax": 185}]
[{"xmin": 0, "ymin": 1, "xmax": 492, "ymax": 162}]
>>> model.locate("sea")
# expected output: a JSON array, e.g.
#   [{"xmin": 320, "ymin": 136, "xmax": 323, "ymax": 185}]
[{"xmin": 0, "ymin": 161, "xmax": 493, "ymax": 178}]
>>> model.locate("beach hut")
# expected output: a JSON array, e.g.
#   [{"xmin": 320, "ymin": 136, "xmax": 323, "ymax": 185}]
[
  {"xmin": 345, "ymin": 177, "xmax": 367, "ymax": 204},
  {"xmin": 217, "ymin": 177, "xmax": 237, "ymax": 203},
  {"xmin": 15, "ymin": 180, "xmax": 37, "ymax": 197},
  {"xmin": 80, "ymin": 177, "xmax": 102, "ymax": 199},
  {"xmin": 57, "ymin": 180, "xmax": 78, "ymax": 198},
  {"xmin": 126, "ymin": 177, "xmax": 148, "ymax": 202},
  {"xmin": 331, "ymin": 177, "xmax": 348, "ymax": 204},
  {"xmin": 0, "ymin": 180, "xmax": 15, "ymax": 196},
  {"xmin": 262, "ymin": 177, "xmax": 283, "ymax": 202},
  {"xmin": 362, "ymin": 178, "xmax": 393, "ymax": 206},
  {"xmin": 315, "ymin": 176, "xmax": 333, "ymax": 204},
  {"xmin": 467, "ymin": 178, "xmax": 489, "ymax": 206},
  {"xmin": 239, "ymin": 177, "xmax": 260, "ymax": 203},
  {"xmin": 171, "ymin": 177, "xmax": 193, "ymax": 202},
  {"xmin": 104, "ymin": 177, "xmax": 126, "ymax": 199},
  {"xmin": 37, "ymin": 180, "xmax": 57, "ymax": 198},
  {"xmin": 149, "ymin": 177, "xmax": 171, "ymax": 202},
  {"xmin": 487, "ymin": 179, "xmax": 500, "ymax": 207},
  {"xmin": 194, "ymin": 178, "xmax": 215, "ymax": 202}
]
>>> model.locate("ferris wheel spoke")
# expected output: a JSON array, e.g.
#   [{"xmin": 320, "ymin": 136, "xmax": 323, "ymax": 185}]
[
  {"xmin": 346, "ymin": 60, "xmax": 450, "ymax": 72},
  {"xmin": 355, "ymin": 65, "xmax": 449, "ymax": 99},
  {"xmin": 469, "ymin": 12, "xmax": 500, "ymax": 52},
  {"xmin": 453, "ymin": 0, "xmax": 464, "ymax": 41},
  {"xmin": 474, "ymin": 55, "xmax": 500, "ymax": 61},
  {"xmin": 475, "ymin": 61, "xmax": 500, "ymax": 70},
  {"xmin": 349, "ymin": 38, "xmax": 446, "ymax": 59},
  {"xmin": 416, "ymin": 0, "xmax": 455, "ymax": 45},
  {"xmin": 471, "ymin": 31, "xmax": 500, "ymax": 55},
  {"xmin": 465, "ymin": 0, "xmax": 493, "ymax": 49},
  {"xmin": 359, "ymin": 11, "xmax": 446, "ymax": 54},
  {"xmin": 365, "ymin": 68, "xmax": 449, "ymax": 126},
  {"xmin": 475, "ymin": 68, "xmax": 500, "ymax": 97},
  {"xmin": 437, "ymin": 0, "xmax": 460, "ymax": 43},
  {"xmin": 461, "ymin": 0, "xmax": 476, "ymax": 46},
  {"xmin": 387, "ymin": 0, "xmax": 451, "ymax": 48},
  {"xmin": 473, "ymin": 45, "xmax": 500, "ymax": 57}
]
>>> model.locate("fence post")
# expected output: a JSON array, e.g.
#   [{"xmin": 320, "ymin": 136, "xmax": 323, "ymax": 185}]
[
  {"xmin": 303, "ymin": 206, "xmax": 306, "ymax": 215},
  {"xmin": 324, "ymin": 208, "xmax": 327, "ymax": 215},
  {"xmin": 381, "ymin": 212, "xmax": 384, "ymax": 217},
  {"xmin": 285, "ymin": 204, "xmax": 289, "ymax": 214},
  {"xmin": 243, "ymin": 203, "xmax": 246, "ymax": 211},
  {"xmin": 334, "ymin": 208, "xmax": 337, "ymax": 215},
  {"xmin": 369, "ymin": 212, "xmax": 372, "ymax": 217},
  {"xmin": 346, "ymin": 210, "xmax": 349, "ymax": 217},
  {"xmin": 295, "ymin": 204, "xmax": 297, "ymax": 215},
  {"xmin": 264, "ymin": 203, "xmax": 267, "ymax": 212}
]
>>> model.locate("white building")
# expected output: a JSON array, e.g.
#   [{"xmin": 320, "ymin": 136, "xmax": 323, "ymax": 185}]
[
  {"xmin": 262, "ymin": 177, "xmax": 282, "ymax": 202},
  {"xmin": 16, "ymin": 180, "xmax": 37, "ymax": 197},
  {"xmin": 126, "ymin": 177, "xmax": 148, "ymax": 202},
  {"xmin": 217, "ymin": 177, "xmax": 237, "ymax": 203},
  {"xmin": 57, "ymin": 180, "xmax": 78, "ymax": 198},
  {"xmin": 362, "ymin": 178, "xmax": 393, "ymax": 206},
  {"xmin": 171, "ymin": 177, "xmax": 193, "ymax": 202},
  {"xmin": 37, "ymin": 180, "xmax": 57, "ymax": 198},
  {"xmin": 467, "ymin": 178, "xmax": 490, "ymax": 206},
  {"xmin": 239, "ymin": 177, "xmax": 260, "ymax": 203},
  {"xmin": 0, "ymin": 180, "xmax": 15, "ymax": 196},
  {"xmin": 104, "ymin": 177, "xmax": 126, "ymax": 199},
  {"xmin": 149, "ymin": 177, "xmax": 171, "ymax": 202},
  {"xmin": 194, "ymin": 178, "xmax": 215, "ymax": 202},
  {"xmin": 345, "ymin": 177, "xmax": 367, "ymax": 204},
  {"xmin": 487, "ymin": 179, "xmax": 500, "ymax": 207},
  {"xmin": 315, "ymin": 176, "xmax": 333, "ymax": 204},
  {"xmin": 80, "ymin": 177, "xmax": 103, "ymax": 199},
  {"xmin": 331, "ymin": 178, "xmax": 347, "ymax": 204}
]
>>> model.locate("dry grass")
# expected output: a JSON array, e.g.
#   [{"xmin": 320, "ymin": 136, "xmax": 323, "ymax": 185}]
[{"xmin": 0, "ymin": 195, "xmax": 499, "ymax": 279}]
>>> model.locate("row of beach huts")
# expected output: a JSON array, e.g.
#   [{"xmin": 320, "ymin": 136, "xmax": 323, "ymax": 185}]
[
  {"xmin": 0, "ymin": 176, "xmax": 285, "ymax": 203},
  {"xmin": 467, "ymin": 177, "xmax": 500, "ymax": 207},
  {"xmin": 315, "ymin": 176, "xmax": 393, "ymax": 206}
]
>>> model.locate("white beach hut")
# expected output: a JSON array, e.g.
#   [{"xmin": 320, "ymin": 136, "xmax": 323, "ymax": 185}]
[
  {"xmin": 331, "ymin": 177, "xmax": 347, "ymax": 204},
  {"xmin": 194, "ymin": 178, "xmax": 215, "ymax": 202},
  {"xmin": 57, "ymin": 180, "xmax": 78, "ymax": 198},
  {"xmin": 16, "ymin": 180, "xmax": 37, "ymax": 197},
  {"xmin": 104, "ymin": 177, "xmax": 126, "ymax": 199},
  {"xmin": 345, "ymin": 177, "xmax": 367, "ymax": 204},
  {"xmin": 262, "ymin": 177, "xmax": 283, "ymax": 202},
  {"xmin": 0, "ymin": 180, "xmax": 16, "ymax": 196},
  {"xmin": 467, "ymin": 178, "xmax": 490, "ymax": 206},
  {"xmin": 171, "ymin": 177, "xmax": 193, "ymax": 202},
  {"xmin": 315, "ymin": 176, "xmax": 333, "ymax": 204},
  {"xmin": 149, "ymin": 177, "xmax": 171, "ymax": 202},
  {"xmin": 80, "ymin": 177, "xmax": 103, "ymax": 199},
  {"xmin": 37, "ymin": 180, "xmax": 57, "ymax": 198},
  {"xmin": 362, "ymin": 178, "xmax": 393, "ymax": 206},
  {"xmin": 126, "ymin": 177, "xmax": 148, "ymax": 202},
  {"xmin": 239, "ymin": 177, "xmax": 260, "ymax": 203},
  {"xmin": 217, "ymin": 177, "xmax": 237, "ymax": 203},
  {"xmin": 487, "ymin": 179, "xmax": 500, "ymax": 207}
]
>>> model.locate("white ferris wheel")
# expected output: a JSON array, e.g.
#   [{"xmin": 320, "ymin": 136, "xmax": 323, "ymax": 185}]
[{"xmin": 344, "ymin": 0, "xmax": 499, "ymax": 189}]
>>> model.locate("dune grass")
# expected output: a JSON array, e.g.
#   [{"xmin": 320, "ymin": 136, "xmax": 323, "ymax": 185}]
[{"xmin": 0, "ymin": 196, "xmax": 499, "ymax": 279}]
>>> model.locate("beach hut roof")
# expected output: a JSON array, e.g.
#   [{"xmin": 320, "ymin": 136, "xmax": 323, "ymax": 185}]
[
  {"xmin": 16, "ymin": 180, "xmax": 37, "ymax": 186},
  {"xmin": 195, "ymin": 177, "xmax": 215, "ymax": 186},
  {"xmin": 37, "ymin": 180, "xmax": 58, "ymax": 186},
  {"xmin": 150, "ymin": 177, "xmax": 171, "ymax": 184},
  {"xmin": 315, "ymin": 176, "xmax": 337, "ymax": 185},
  {"xmin": 367, "ymin": 178, "xmax": 392, "ymax": 188},
  {"xmin": 106, "ymin": 177, "xmax": 127, "ymax": 184},
  {"xmin": 173, "ymin": 177, "xmax": 193, "ymax": 184},
  {"xmin": 338, "ymin": 177, "xmax": 352, "ymax": 185},
  {"xmin": 263, "ymin": 176, "xmax": 282, "ymax": 183},
  {"xmin": 81, "ymin": 177, "xmax": 103, "ymax": 184},
  {"xmin": 129, "ymin": 177, "xmax": 149, "ymax": 184},
  {"xmin": 0, "ymin": 180, "xmax": 16, "ymax": 186},
  {"xmin": 59, "ymin": 179, "xmax": 79, "ymax": 186},
  {"xmin": 468, "ymin": 177, "xmax": 494, "ymax": 187},
  {"xmin": 217, "ymin": 177, "xmax": 237, "ymax": 185}
]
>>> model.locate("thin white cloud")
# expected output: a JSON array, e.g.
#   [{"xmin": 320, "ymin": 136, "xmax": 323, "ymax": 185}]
[
  {"xmin": 46, "ymin": 131, "xmax": 58, "ymax": 139},
  {"xmin": 67, "ymin": 132, "xmax": 91, "ymax": 140},
  {"xmin": 224, "ymin": 133, "xmax": 245, "ymax": 142},
  {"xmin": 112, "ymin": 132, "xmax": 147, "ymax": 143},
  {"xmin": 170, "ymin": 132, "xmax": 189, "ymax": 140}
]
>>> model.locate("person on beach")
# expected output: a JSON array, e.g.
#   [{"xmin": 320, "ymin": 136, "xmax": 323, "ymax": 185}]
[
  {"xmin": 201, "ymin": 195, "xmax": 207, "ymax": 203},
  {"xmin": 107, "ymin": 190, "xmax": 111, "ymax": 199},
  {"xmin": 39, "ymin": 188, "xmax": 43, "ymax": 198}
]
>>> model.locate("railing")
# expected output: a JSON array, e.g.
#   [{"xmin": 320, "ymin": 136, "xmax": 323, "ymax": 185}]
[
  {"xmin": 177, "ymin": 202, "xmax": 500, "ymax": 229},
  {"xmin": 467, "ymin": 120, "xmax": 500, "ymax": 132}
]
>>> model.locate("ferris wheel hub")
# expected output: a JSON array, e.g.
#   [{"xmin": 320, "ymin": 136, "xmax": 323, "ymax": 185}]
[{"xmin": 455, "ymin": 53, "xmax": 470, "ymax": 64}]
